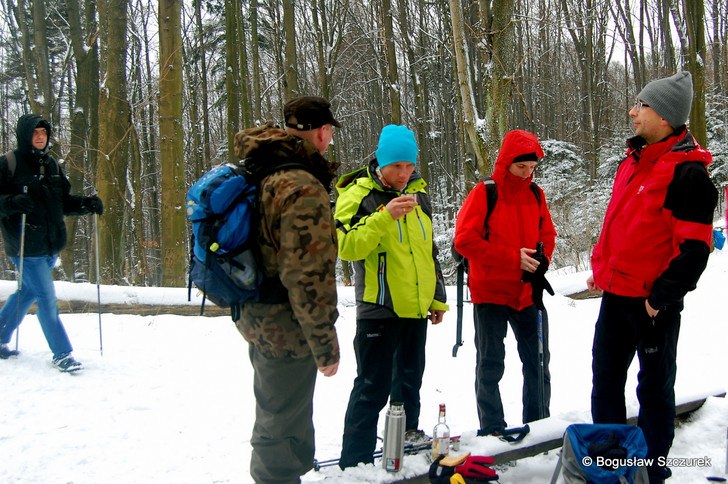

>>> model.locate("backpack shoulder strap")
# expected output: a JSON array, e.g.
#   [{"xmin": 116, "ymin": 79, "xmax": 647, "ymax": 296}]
[
  {"xmin": 530, "ymin": 182, "xmax": 544, "ymax": 229},
  {"xmin": 483, "ymin": 177, "xmax": 497, "ymax": 240},
  {"xmin": 2, "ymin": 151, "xmax": 16, "ymax": 177},
  {"xmin": 529, "ymin": 182, "xmax": 542, "ymax": 206},
  {"xmin": 483, "ymin": 178, "xmax": 544, "ymax": 238}
]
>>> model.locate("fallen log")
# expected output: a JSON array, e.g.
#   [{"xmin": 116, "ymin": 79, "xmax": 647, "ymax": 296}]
[{"xmin": 393, "ymin": 391, "xmax": 726, "ymax": 484}]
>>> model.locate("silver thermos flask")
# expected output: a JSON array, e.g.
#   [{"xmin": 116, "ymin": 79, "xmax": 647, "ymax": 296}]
[{"xmin": 382, "ymin": 402, "xmax": 406, "ymax": 472}]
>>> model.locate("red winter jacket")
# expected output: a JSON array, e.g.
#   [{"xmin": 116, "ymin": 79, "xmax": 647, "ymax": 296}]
[
  {"xmin": 454, "ymin": 130, "xmax": 557, "ymax": 310},
  {"xmin": 591, "ymin": 129, "xmax": 717, "ymax": 309}
]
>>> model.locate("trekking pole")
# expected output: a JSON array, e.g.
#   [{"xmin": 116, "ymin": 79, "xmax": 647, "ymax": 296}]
[
  {"xmin": 536, "ymin": 308, "xmax": 546, "ymax": 420},
  {"xmin": 14, "ymin": 185, "xmax": 28, "ymax": 352},
  {"xmin": 535, "ymin": 242, "xmax": 546, "ymax": 420},
  {"xmin": 452, "ymin": 258, "xmax": 465, "ymax": 357},
  {"xmin": 94, "ymin": 211, "xmax": 103, "ymax": 355}
]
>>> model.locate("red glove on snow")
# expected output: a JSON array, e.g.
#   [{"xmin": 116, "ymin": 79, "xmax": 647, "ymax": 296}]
[{"xmin": 455, "ymin": 455, "xmax": 498, "ymax": 480}]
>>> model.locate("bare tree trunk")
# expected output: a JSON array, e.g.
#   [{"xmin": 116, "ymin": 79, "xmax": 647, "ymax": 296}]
[
  {"xmin": 250, "ymin": 0, "xmax": 263, "ymax": 122},
  {"xmin": 30, "ymin": 0, "xmax": 54, "ymax": 119},
  {"xmin": 283, "ymin": 0, "xmax": 300, "ymax": 97},
  {"xmin": 448, "ymin": 0, "xmax": 489, "ymax": 176},
  {"xmin": 480, "ymin": 0, "xmax": 515, "ymax": 161},
  {"xmin": 64, "ymin": 0, "xmax": 100, "ymax": 281},
  {"xmin": 225, "ymin": 0, "xmax": 241, "ymax": 162},
  {"xmin": 97, "ymin": 0, "xmax": 132, "ymax": 284},
  {"xmin": 684, "ymin": 0, "xmax": 708, "ymax": 145},
  {"xmin": 380, "ymin": 0, "xmax": 401, "ymax": 123},
  {"xmin": 397, "ymin": 0, "xmax": 429, "ymax": 182},
  {"xmin": 194, "ymin": 0, "xmax": 212, "ymax": 166},
  {"xmin": 159, "ymin": 0, "xmax": 187, "ymax": 286}
]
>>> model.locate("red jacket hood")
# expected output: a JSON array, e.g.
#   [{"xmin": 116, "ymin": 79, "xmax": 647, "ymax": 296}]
[{"xmin": 492, "ymin": 130, "xmax": 545, "ymax": 183}]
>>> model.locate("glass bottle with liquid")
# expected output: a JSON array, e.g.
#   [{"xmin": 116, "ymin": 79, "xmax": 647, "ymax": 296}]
[{"xmin": 432, "ymin": 403, "xmax": 450, "ymax": 459}]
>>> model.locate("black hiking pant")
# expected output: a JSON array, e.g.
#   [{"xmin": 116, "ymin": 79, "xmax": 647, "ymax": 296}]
[
  {"xmin": 339, "ymin": 317, "xmax": 427, "ymax": 468},
  {"xmin": 473, "ymin": 303, "xmax": 551, "ymax": 434},
  {"xmin": 591, "ymin": 292, "xmax": 680, "ymax": 466}
]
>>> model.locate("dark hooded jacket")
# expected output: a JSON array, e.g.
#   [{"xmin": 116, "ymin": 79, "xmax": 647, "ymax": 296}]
[{"xmin": 0, "ymin": 114, "xmax": 91, "ymax": 257}]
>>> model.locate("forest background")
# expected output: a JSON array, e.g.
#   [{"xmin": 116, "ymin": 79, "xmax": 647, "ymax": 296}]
[{"xmin": 0, "ymin": 0, "xmax": 726, "ymax": 288}]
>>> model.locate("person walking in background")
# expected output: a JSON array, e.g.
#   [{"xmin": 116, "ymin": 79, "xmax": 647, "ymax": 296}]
[
  {"xmin": 335, "ymin": 124, "xmax": 448, "ymax": 469},
  {"xmin": 587, "ymin": 71, "xmax": 718, "ymax": 484},
  {"xmin": 233, "ymin": 96, "xmax": 340, "ymax": 484},
  {"xmin": 454, "ymin": 129, "xmax": 557, "ymax": 436},
  {"xmin": 0, "ymin": 114, "xmax": 103, "ymax": 372}
]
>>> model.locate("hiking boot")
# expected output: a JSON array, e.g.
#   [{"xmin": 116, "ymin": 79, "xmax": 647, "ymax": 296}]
[
  {"xmin": 404, "ymin": 429, "xmax": 430, "ymax": 445},
  {"xmin": 647, "ymin": 464, "xmax": 672, "ymax": 484},
  {"xmin": 477, "ymin": 427, "xmax": 505, "ymax": 437},
  {"xmin": 52, "ymin": 353, "xmax": 83, "ymax": 372},
  {"xmin": 0, "ymin": 343, "xmax": 19, "ymax": 359}
]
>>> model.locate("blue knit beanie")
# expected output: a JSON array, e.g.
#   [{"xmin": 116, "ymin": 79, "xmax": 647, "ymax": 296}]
[{"xmin": 375, "ymin": 125, "xmax": 419, "ymax": 168}]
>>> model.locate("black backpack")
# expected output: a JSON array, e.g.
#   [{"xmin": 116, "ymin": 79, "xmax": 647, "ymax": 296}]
[{"xmin": 452, "ymin": 176, "xmax": 542, "ymax": 267}]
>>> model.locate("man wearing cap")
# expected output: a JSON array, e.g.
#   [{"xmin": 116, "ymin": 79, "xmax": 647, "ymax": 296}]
[
  {"xmin": 454, "ymin": 129, "xmax": 557, "ymax": 436},
  {"xmin": 233, "ymin": 96, "xmax": 341, "ymax": 483},
  {"xmin": 334, "ymin": 124, "xmax": 449, "ymax": 469},
  {"xmin": 588, "ymin": 71, "xmax": 718, "ymax": 483}
]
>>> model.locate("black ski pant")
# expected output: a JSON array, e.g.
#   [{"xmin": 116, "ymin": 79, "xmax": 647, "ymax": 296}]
[
  {"xmin": 248, "ymin": 344, "xmax": 317, "ymax": 484},
  {"xmin": 591, "ymin": 292, "xmax": 680, "ymax": 465},
  {"xmin": 339, "ymin": 317, "xmax": 427, "ymax": 468},
  {"xmin": 473, "ymin": 303, "xmax": 550, "ymax": 435}
]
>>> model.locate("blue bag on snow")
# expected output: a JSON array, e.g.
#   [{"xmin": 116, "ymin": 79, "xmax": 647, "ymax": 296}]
[{"xmin": 551, "ymin": 423, "xmax": 649, "ymax": 484}]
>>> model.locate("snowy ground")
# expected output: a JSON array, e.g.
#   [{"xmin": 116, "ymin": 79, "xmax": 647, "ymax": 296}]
[{"xmin": 1, "ymin": 251, "xmax": 726, "ymax": 483}]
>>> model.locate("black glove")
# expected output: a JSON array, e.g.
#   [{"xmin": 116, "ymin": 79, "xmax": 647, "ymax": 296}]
[
  {"xmin": 522, "ymin": 252, "xmax": 549, "ymax": 282},
  {"xmin": 8, "ymin": 194, "xmax": 34, "ymax": 214},
  {"xmin": 83, "ymin": 195, "xmax": 104, "ymax": 215},
  {"xmin": 530, "ymin": 273, "xmax": 555, "ymax": 310},
  {"xmin": 523, "ymin": 243, "xmax": 553, "ymax": 310}
]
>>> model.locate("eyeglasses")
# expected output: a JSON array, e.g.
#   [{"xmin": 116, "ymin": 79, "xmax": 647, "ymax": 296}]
[{"xmin": 634, "ymin": 100, "xmax": 650, "ymax": 112}]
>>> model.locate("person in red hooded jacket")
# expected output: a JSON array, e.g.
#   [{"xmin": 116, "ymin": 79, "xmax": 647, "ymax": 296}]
[
  {"xmin": 454, "ymin": 129, "xmax": 557, "ymax": 436},
  {"xmin": 587, "ymin": 71, "xmax": 718, "ymax": 484}
]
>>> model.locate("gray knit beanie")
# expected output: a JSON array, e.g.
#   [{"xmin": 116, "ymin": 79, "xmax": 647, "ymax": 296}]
[{"xmin": 637, "ymin": 71, "xmax": 693, "ymax": 129}]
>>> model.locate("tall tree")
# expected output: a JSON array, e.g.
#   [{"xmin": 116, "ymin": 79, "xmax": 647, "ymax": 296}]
[
  {"xmin": 13, "ymin": 0, "xmax": 54, "ymax": 120},
  {"xmin": 96, "ymin": 0, "xmax": 132, "ymax": 284},
  {"xmin": 159, "ymin": 0, "xmax": 186, "ymax": 286},
  {"xmin": 479, "ymin": 0, "xmax": 516, "ymax": 160},
  {"xmin": 448, "ymin": 0, "xmax": 489, "ymax": 178},
  {"xmin": 380, "ymin": 0, "xmax": 401, "ymax": 123},
  {"xmin": 683, "ymin": 0, "xmax": 708, "ymax": 145},
  {"xmin": 64, "ymin": 0, "xmax": 100, "ymax": 281},
  {"xmin": 225, "ymin": 0, "xmax": 241, "ymax": 161},
  {"xmin": 282, "ymin": 0, "xmax": 300, "ymax": 97}
]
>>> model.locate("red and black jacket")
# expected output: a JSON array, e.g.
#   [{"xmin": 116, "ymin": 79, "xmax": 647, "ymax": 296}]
[{"xmin": 591, "ymin": 128, "xmax": 718, "ymax": 310}]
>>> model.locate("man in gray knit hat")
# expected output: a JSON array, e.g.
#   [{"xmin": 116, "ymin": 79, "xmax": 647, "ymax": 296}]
[{"xmin": 587, "ymin": 71, "xmax": 718, "ymax": 484}]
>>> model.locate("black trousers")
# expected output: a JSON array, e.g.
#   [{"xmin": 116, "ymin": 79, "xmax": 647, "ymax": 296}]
[
  {"xmin": 591, "ymin": 292, "xmax": 680, "ymax": 463},
  {"xmin": 473, "ymin": 303, "xmax": 551, "ymax": 434},
  {"xmin": 339, "ymin": 317, "xmax": 427, "ymax": 468}
]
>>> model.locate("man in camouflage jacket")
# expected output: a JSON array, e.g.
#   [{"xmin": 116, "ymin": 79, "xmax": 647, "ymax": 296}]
[{"xmin": 233, "ymin": 97, "xmax": 340, "ymax": 484}]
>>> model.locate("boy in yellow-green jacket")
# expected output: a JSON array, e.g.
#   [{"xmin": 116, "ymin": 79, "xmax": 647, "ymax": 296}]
[{"xmin": 335, "ymin": 124, "xmax": 449, "ymax": 469}]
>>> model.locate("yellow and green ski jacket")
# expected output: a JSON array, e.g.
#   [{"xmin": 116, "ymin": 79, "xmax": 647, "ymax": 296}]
[{"xmin": 335, "ymin": 159, "xmax": 449, "ymax": 320}]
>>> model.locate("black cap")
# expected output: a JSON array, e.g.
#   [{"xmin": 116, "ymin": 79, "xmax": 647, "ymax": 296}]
[{"xmin": 283, "ymin": 96, "xmax": 341, "ymax": 131}]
